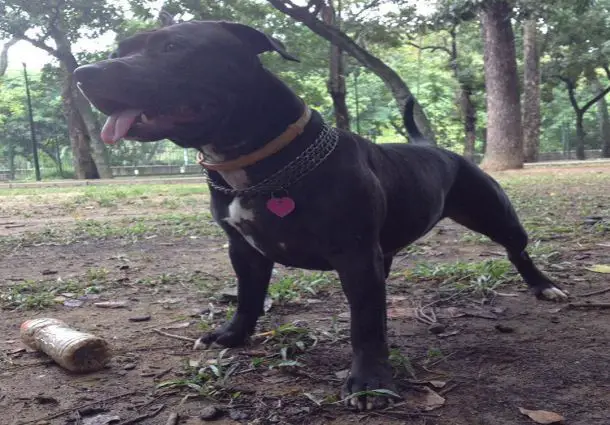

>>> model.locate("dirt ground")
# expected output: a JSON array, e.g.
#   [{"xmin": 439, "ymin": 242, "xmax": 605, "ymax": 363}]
[{"xmin": 0, "ymin": 166, "xmax": 609, "ymax": 425}]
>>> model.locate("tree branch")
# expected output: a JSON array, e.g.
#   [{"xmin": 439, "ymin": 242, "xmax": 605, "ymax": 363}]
[
  {"xmin": 561, "ymin": 76, "xmax": 580, "ymax": 113},
  {"xmin": 582, "ymin": 84, "xmax": 610, "ymax": 114},
  {"xmin": 266, "ymin": 0, "xmax": 436, "ymax": 144},
  {"xmin": 0, "ymin": 37, "xmax": 18, "ymax": 76},
  {"xmin": 603, "ymin": 65, "xmax": 610, "ymax": 80},
  {"xmin": 16, "ymin": 34, "xmax": 59, "ymax": 58},
  {"xmin": 405, "ymin": 41, "xmax": 452, "ymax": 56}
]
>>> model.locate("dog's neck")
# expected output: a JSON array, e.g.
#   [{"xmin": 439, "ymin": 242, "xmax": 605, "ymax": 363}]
[{"xmin": 200, "ymin": 67, "xmax": 322, "ymax": 189}]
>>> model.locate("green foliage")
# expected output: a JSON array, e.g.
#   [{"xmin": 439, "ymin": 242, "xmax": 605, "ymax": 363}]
[
  {"xmin": 2, "ymin": 0, "xmax": 610, "ymax": 177},
  {"xmin": 0, "ymin": 0, "xmax": 120, "ymax": 43},
  {"xmin": 0, "ymin": 70, "xmax": 68, "ymax": 175}
]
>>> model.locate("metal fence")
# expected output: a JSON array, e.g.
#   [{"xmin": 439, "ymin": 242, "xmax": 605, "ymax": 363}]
[
  {"xmin": 0, "ymin": 141, "xmax": 606, "ymax": 182},
  {"xmin": 0, "ymin": 140, "xmax": 202, "ymax": 181}
]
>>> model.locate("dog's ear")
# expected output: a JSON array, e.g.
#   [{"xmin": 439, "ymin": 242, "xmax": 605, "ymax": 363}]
[
  {"xmin": 218, "ymin": 22, "xmax": 300, "ymax": 62},
  {"xmin": 158, "ymin": 10, "xmax": 176, "ymax": 27}
]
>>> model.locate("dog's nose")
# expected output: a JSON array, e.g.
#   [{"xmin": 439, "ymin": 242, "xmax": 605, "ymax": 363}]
[{"xmin": 73, "ymin": 64, "xmax": 104, "ymax": 84}]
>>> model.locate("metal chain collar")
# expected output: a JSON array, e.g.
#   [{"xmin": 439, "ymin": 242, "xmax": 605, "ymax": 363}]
[{"xmin": 202, "ymin": 124, "xmax": 339, "ymax": 197}]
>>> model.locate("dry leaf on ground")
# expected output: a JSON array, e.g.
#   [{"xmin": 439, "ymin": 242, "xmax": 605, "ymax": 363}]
[
  {"xmin": 406, "ymin": 387, "xmax": 446, "ymax": 411},
  {"xmin": 387, "ymin": 307, "xmax": 418, "ymax": 319},
  {"xmin": 518, "ymin": 407, "xmax": 565, "ymax": 424},
  {"xmin": 586, "ymin": 264, "xmax": 610, "ymax": 274}
]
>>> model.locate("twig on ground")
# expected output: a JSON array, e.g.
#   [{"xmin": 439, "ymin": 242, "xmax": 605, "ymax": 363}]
[
  {"xmin": 152, "ymin": 329, "xmax": 196, "ymax": 343},
  {"xmin": 5, "ymin": 224, "xmax": 26, "ymax": 229},
  {"xmin": 577, "ymin": 287, "xmax": 610, "ymax": 298},
  {"xmin": 568, "ymin": 302, "xmax": 610, "ymax": 309},
  {"xmin": 165, "ymin": 412, "xmax": 179, "ymax": 425},
  {"xmin": 438, "ymin": 383, "xmax": 459, "ymax": 395},
  {"xmin": 421, "ymin": 289, "xmax": 466, "ymax": 309},
  {"xmin": 16, "ymin": 391, "xmax": 140, "ymax": 425},
  {"xmin": 490, "ymin": 291, "xmax": 519, "ymax": 297}
]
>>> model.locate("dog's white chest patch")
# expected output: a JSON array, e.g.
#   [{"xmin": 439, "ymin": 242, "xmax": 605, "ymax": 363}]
[
  {"xmin": 224, "ymin": 197, "xmax": 264, "ymax": 254},
  {"xmin": 225, "ymin": 197, "xmax": 254, "ymax": 227}
]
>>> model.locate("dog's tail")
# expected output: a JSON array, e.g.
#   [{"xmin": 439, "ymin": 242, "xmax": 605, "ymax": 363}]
[{"xmin": 403, "ymin": 96, "xmax": 428, "ymax": 144}]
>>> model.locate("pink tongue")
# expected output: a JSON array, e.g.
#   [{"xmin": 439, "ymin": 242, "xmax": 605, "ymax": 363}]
[{"xmin": 101, "ymin": 109, "xmax": 142, "ymax": 144}]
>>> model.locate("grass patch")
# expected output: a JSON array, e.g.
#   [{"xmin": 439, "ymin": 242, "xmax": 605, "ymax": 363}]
[
  {"xmin": 0, "ymin": 212, "xmax": 223, "ymax": 249},
  {"xmin": 1, "ymin": 279, "xmax": 86, "ymax": 310},
  {"xmin": 0, "ymin": 183, "xmax": 209, "ymax": 198},
  {"xmin": 404, "ymin": 258, "xmax": 516, "ymax": 295},
  {"xmin": 268, "ymin": 271, "xmax": 336, "ymax": 303}
]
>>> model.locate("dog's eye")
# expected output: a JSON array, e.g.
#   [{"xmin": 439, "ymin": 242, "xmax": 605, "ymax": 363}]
[{"xmin": 163, "ymin": 42, "xmax": 177, "ymax": 53}]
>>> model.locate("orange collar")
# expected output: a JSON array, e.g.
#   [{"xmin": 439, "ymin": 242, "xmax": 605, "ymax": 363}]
[{"xmin": 197, "ymin": 105, "xmax": 312, "ymax": 172}]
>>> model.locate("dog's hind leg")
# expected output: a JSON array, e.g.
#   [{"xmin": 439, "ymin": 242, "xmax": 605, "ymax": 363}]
[
  {"xmin": 196, "ymin": 230, "xmax": 274, "ymax": 348},
  {"xmin": 444, "ymin": 159, "xmax": 567, "ymax": 301}
]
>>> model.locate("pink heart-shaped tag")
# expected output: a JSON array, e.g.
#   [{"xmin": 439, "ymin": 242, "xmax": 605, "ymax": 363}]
[{"xmin": 266, "ymin": 197, "xmax": 295, "ymax": 218}]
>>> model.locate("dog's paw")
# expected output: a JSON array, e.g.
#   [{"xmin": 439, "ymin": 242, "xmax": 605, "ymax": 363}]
[
  {"xmin": 194, "ymin": 323, "xmax": 250, "ymax": 350},
  {"xmin": 538, "ymin": 285, "xmax": 569, "ymax": 302},
  {"xmin": 341, "ymin": 361, "xmax": 400, "ymax": 411}
]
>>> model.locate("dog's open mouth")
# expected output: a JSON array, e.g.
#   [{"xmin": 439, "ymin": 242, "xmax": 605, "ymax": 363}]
[
  {"xmin": 100, "ymin": 108, "xmax": 197, "ymax": 144},
  {"xmin": 77, "ymin": 83, "xmax": 200, "ymax": 144}
]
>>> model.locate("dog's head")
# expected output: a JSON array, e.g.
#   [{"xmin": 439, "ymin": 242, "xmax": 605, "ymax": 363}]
[{"xmin": 74, "ymin": 19, "xmax": 299, "ymax": 147}]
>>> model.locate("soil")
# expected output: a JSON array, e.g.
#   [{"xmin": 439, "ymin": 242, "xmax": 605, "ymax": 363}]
[{"xmin": 1, "ymin": 166, "xmax": 609, "ymax": 425}]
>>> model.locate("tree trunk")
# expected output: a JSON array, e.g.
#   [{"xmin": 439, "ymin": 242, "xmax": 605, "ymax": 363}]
[
  {"xmin": 460, "ymin": 87, "xmax": 477, "ymax": 160},
  {"xmin": 587, "ymin": 73, "xmax": 610, "ymax": 158},
  {"xmin": 322, "ymin": 1, "xmax": 350, "ymax": 130},
  {"xmin": 480, "ymin": 1, "xmax": 524, "ymax": 170},
  {"xmin": 51, "ymin": 27, "xmax": 113, "ymax": 179},
  {"xmin": 575, "ymin": 112, "xmax": 586, "ymax": 160},
  {"xmin": 61, "ymin": 73, "xmax": 99, "ymax": 179},
  {"xmin": 448, "ymin": 27, "xmax": 477, "ymax": 160},
  {"xmin": 522, "ymin": 18, "xmax": 541, "ymax": 163},
  {"xmin": 8, "ymin": 139, "xmax": 16, "ymax": 180},
  {"xmin": 266, "ymin": 0, "xmax": 436, "ymax": 144},
  {"xmin": 0, "ymin": 37, "xmax": 17, "ymax": 76}
]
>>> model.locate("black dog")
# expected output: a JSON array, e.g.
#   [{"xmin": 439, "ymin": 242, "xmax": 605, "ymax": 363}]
[{"xmin": 74, "ymin": 20, "xmax": 567, "ymax": 410}]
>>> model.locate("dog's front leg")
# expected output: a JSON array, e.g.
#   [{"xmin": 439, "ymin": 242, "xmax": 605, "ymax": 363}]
[
  {"xmin": 333, "ymin": 244, "xmax": 397, "ymax": 411},
  {"xmin": 197, "ymin": 234, "xmax": 274, "ymax": 348}
]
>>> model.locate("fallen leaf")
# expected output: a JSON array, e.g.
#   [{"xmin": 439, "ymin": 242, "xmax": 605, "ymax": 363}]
[
  {"xmin": 406, "ymin": 387, "xmax": 445, "ymax": 411},
  {"xmin": 334, "ymin": 369, "xmax": 349, "ymax": 380},
  {"xmin": 161, "ymin": 322, "xmax": 191, "ymax": 330},
  {"xmin": 388, "ymin": 307, "xmax": 418, "ymax": 319},
  {"xmin": 64, "ymin": 299, "xmax": 84, "ymax": 308},
  {"xmin": 94, "ymin": 301, "xmax": 129, "ymax": 309},
  {"xmin": 586, "ymin": 264, "xmax": 610, "ymax": 274},
  {"xmin": 429, "ymin": 380, "xmax": 446, "ymax": 388},
  {"xmin": 438, "ymin": 330, "xmax": 461, "ymax": 338},
  {"xmin": 437, "ymin": 307, "xmax": 465, "ymax": 319},
  {"xmin": 518, "ymin": 407, "xmax": 564, "ymax": 424},
  {"xmin": 156, "ymin": 298, "xmax": 183, "ymax": 305},
  {"xmin": 128, "ymin": 315, "xmax": 151, "ymax": 322},
  {"xmin": 83, "ymin": 414, "xmax": 121, "ymax": 425},
  {"xmin": 388, "ymin": 295, "xmax": 408, "ymax": 304}
]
